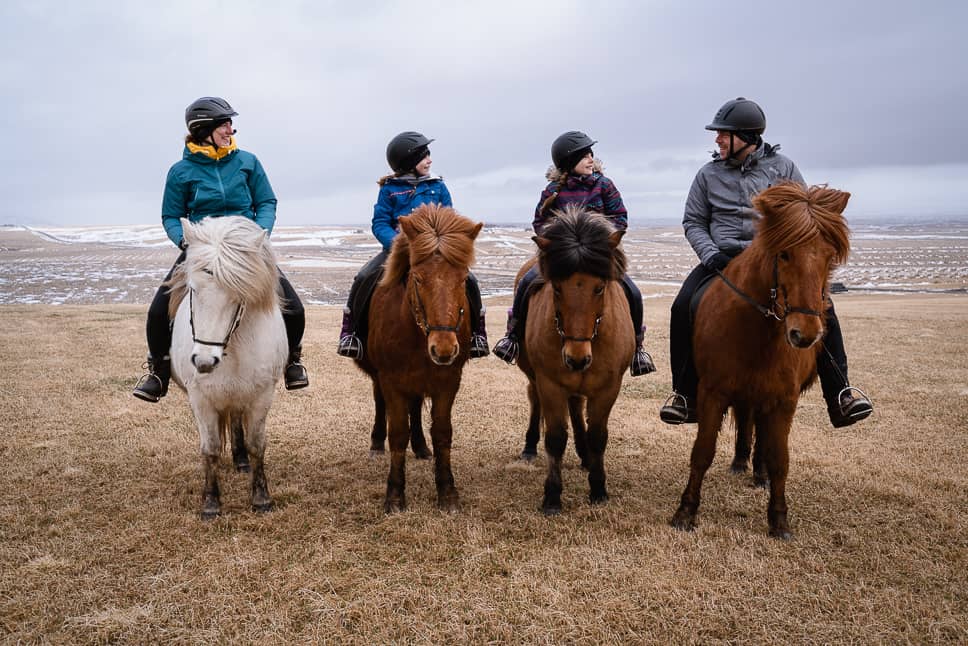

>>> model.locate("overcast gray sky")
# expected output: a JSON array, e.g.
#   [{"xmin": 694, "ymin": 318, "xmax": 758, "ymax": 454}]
[{"xmin": 2, "ymin": 0, "xmax": 966, "ymax": 228}]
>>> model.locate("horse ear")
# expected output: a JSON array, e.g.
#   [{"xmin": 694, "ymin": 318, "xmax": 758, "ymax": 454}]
[
  {"xmin": 180, "ymin": 218, "xmax": 195, "ymax": 244},
  {"xmin": 398, "ymin": 215, "xmax": 416, "ymax": 240},
  {"xmin": 832, "ymin": 190, "xmax": 851, "ymax": 214},
  {"xmin": 470, "ymin": 222, "xmax": 484, "ymax": 240},
  {"xmin": 608, "ymin": 230, "xmax": 625, "ymax": 249},
  {"xmin": 533, "ymin": 235, "xmax": 552, "ymax": 251}
]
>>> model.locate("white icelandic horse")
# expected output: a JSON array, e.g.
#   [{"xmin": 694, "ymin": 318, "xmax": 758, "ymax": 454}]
[{"xmin": 168, "ymin": 216, "xmax": 288, "ymax": 519}]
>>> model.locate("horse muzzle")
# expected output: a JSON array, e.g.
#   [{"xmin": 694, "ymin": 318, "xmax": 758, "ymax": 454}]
[
  {"xmin": 428, "ymin": 331, "xmax": 459, "ymax": 366},
  {"xmin": 562, "ymin": 341, "xmax": 593, "ymax": 372},
  {"xmin": 785, "ymin": 320, "xmax": 824, "ymax": 349},
  {"xmin": 192, "ymin": 350, "xmax": 222, "ymax": 373}
]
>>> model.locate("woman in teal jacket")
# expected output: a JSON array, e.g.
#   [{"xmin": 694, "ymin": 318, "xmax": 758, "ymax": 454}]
[
  {"xmin": 133, "ymin": 96, "xmax": 309, "ymax": 402},
  {"xmin": 336, "ymin": 131, "xmax": 488, "ymax": 359}
]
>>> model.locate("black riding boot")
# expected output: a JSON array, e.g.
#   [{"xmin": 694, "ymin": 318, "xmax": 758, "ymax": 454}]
[
  {"xmin": 285, "ymin": 345, "xmax": 309, "ymax": 390},
  {"xmin": 133, "ymin": 355, "xmax": 171, "ymax": 403},
  {"xmin": 493, "ymin": 309, "xmax": 520, "ymax": 364}
]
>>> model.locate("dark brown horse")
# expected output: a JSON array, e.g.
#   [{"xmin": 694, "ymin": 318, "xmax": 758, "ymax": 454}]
[
  {"xmin": 514, "ymin": 206, "xmax": 635, "ymax": 515},
  {"xmin": 355, "ymin": 204, "xmax": 483, "ymax": 513},
  {"xmin": 671, "ymin": 182, "xmax": 851, "ymax": 539}
]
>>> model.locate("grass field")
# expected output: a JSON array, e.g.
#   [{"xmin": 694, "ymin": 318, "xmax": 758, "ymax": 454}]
[{"xmin": 1, "ymin": 295, "xmax": 966, "ymax": 643}]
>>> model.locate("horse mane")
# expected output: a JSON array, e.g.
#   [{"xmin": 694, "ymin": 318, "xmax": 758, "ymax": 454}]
[
  {"xmin": 382, "ymin": 204, "xmax": 478, "ymax": 285},
  {"xmin": 536, "ymin": 204, "xmax": 626, "ymax": 281},
  {"xmin": 167, "ymin": 216, "xmax": 280, "ymax": 317},
  {"xmin": 751, "ymin": 182, "xmax": 851, "ymax": 265}
]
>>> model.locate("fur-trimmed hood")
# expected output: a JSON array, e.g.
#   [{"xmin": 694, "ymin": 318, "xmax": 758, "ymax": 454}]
[{"xmin": 545, "ymin": 158, "xmax": 604, "ymax": 183}]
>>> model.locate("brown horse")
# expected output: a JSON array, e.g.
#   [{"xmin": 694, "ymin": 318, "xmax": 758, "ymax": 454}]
[
  {"xmin": 355, "ymin": 204, "xmax": 483, "ymax": 513},
  {"xmin": 514, "ymin": 205, "xmax": 635, "ymax": 515},
  {"xmin": 671, "ymin": 182, "xmax": 851, "ymax": 539}
]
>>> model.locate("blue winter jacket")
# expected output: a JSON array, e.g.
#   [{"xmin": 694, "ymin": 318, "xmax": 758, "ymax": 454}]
[
  {"xmin": 372, "ymin": 175, "xmax": 452, "ymax": 251},
  {"xmin": 161, "ymin": 142, "xmax": 277, "ymax": 246}
]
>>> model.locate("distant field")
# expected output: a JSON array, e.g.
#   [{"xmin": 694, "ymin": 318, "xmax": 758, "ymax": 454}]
[{"xmin": 1, "ymin": 295, "xmax": 966, "ymax": 643}]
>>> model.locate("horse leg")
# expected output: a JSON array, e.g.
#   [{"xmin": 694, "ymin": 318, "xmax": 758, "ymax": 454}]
[
  {"xmin": 751, "ymin": 419, "xmax": 770, "ymax": 488},
  {"xmin": 538, "ymin": 383, "xmax": 569, "ymax": 515},
  {"xmin": 369, "ymin": 380, "xmax": 386, "ymax": 456},
  {"xmin": 520, "ymin": 380, "xmax": 541, "ymax": 462},
  {"xmin": 757, "ymin": 406, "xmax": 795, "ymax": 540},
  {"xmin": 730, "ymin": 405, "xmax": 752, "ymax": 475},
  {"xmin": 244, "ymin": 406, "xmax": 274, "ymax": 514},
  {"xmin": 671, "ymin": 390, "xmax": 727, "ymax": 532},
  {"xmin": 383, "ymin": 389, "xmax": 410, "ymax": 513},
  {"xmin": 230, "ymin": 416, "xmax": 250, "ymax": 473},
  {"xmin": 409, "ymin": 396, "xmax": 432, "ymax": 460},
  {"xmin": 429, "ymin": 389, "xmax": 460, "ymax": 513},
  {"xmin": 193, "ymin": 405, "xmax": 222, "ymax": 520},
  {"xmin": 585, "ymin": 387, "xmax": 620, "ymax": 505},
  {"xmin": 569, "ymin": 395, "xmax": 589, "ymax": 470}
]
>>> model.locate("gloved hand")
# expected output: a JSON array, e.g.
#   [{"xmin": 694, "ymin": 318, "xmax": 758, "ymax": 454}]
[
  {"xmin": 178, "ymin": 238, "xmax": 189, "ymax": 251},
  {"xmin": 705, "ymin": 252, "xmax": 732, "ymax": 272}
]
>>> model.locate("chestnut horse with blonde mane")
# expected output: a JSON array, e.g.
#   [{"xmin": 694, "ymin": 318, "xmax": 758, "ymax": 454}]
[
  {"xmin": 355, "ymin": 203, "xmax": 483, "ymax": 513},
  {"xmin": 671, "ymin": 182, "xmax": 851, "ymax": 539},
  {"xmin": 513, "ymin": 205, "xmax": 635, "ymax": 515}
]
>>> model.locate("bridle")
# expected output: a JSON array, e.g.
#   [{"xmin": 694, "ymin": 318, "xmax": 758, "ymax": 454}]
[
  {"xmin": 410, "ymin": 282, "xmax": 464, "ymax": 336},
  {"xmin": 554, "ymin": 310, "xmax": 602, "ymax": 342},
  {"xmin": 715, "ymin": 254, "xmax": 825, "ymax": 321},
  {"xmin": 189, "ymin": 288, "xmax": 245, "ymax": 348}
]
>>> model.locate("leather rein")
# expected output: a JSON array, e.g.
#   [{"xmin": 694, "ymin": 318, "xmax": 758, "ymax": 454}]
[{"xmin": 715, "ymin": 255, "xmax": 825, "ymax": 321}]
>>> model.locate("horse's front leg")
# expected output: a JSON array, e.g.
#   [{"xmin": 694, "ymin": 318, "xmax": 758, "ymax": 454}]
[
  {"xmin": 756, "ymin": 405, "xmax": 795, "ymax": 540},
  {"xmin": 520, "ymin": 380, "xmax": 542, "ymax": 462},
  {"xmin": 243, "ymin": 402, "xmax": 274, "ymax": 514},
  {"xmin": 409, "ymin": 396, "xmax": 432, "ymax": 460},
  {"xmin": 585, "ymin": 386, "xmax": 620, "ymax": 505},
  {"xmin": 192, "ymin": 402, "xmax": 222, "ymax": 520},
  {"xmin": 537, "ymin": 380, "xmax": 569, "ymax": 515},
  {"xmin": 369, "ymin": 380, "xmax": 386, "ymax": 456},
  {"xmin": 752, "ymin": 418, "xmax": 770, "ymax": 488},
  {"xmin": 382, "ymin": 388, "xmax": 410, "ymax": 513},
  {"xmin": 730, "ymin": 404, "xmax": 753, "ymax": 475},
  {"xmin": 569, "ymin": 395, "xmax": 589, "ymax": 470},
  {"xmin": 671, "ymin": 388, "xmax": 727, "ymax": 532},
  {"xmin": 429, "ymin": 387, "xmax": 460, "ymax": 513}
]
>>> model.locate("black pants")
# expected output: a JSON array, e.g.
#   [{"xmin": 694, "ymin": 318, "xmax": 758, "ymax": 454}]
[
  {"xmin": 145, "ymin": 250, "xmax": 305, "ymax": 360},
  {"xmin": 345, "ymin": 250, "xmax": 483, "ymax": 339},
  {"xmin": 510, "ymin": 266, "xmax": 644, "ymax": 344},
  {"xmin": 669, "ymin": 263, "xmax": 850, "ymax": 404}
]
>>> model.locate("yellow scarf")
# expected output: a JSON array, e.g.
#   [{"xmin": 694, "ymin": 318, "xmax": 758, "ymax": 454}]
[{"xmin": 186, "ymin": 137, "xmax": 238, "ymax": 160}]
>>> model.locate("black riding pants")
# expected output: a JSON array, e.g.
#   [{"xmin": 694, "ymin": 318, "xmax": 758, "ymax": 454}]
[
  {"xmin": 669, "ymin": 263, "xmax": 851, "ymax": 404},
  {"xmin": 510, "ymin": 266, "xmax": 644, "ymax": 344},
  {"xmin": 145, "ymin": 251, "xmax": 304, "ymax": 360}
]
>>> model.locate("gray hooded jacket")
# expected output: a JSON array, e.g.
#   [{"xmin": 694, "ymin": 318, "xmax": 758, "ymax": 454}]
[{"xmin": 683, "ymin": 143, "xmax": 804, "ymax": 266}]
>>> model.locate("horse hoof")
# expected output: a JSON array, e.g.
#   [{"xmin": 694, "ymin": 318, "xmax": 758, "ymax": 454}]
[
  {"xmin": 437, "ymin": 497, "xmax": 460, "ymax": 514},
  {"xmin": 235, "ymin": 462, "xmax": 251, "ymax": 473},
  {"xmin": 368, "ymin": 449, "xmax": 385, "ymax": 459},
  {"xmin": 252, "ymin": 501, "xmax": 274, "ymax": 514},
  {"xmin": 384, "ymin": 499, "xmax": 406, "ymax": 514},
  {"xmin": 412, "ymin": 448, "xmax": 433, "ymax": 460},
  {"xmin": 519, "ymin": 451, "xmax": 537, "ymax": 463},
  {"xmin": 670, "ymin": 509, "xmax": 697, "ymax": 532},
  {"xmin": 200, "ymin": 508, "xmax": 220, "ymax": 521},
  {"xmin": 730, "ymin": 462, "xmax": 748, "ymax": 474},
  {"xmin": 752, "ymin": 477, "xmax": 769, "ymax": 489},
  {"xmin": 541, "ymin": 498, "xmax": 562, "ymax": 516},
  {"xmin": 589, "ymin": 492, "xmax": 609, "ymax": 505},
  {"xmin": 769, "ymin": 527, "xmax": 794, "ymax": 541}
]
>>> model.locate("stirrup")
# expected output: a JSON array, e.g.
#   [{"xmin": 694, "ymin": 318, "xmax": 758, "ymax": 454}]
[
  {"xmin": 337, "ymin": 334, "xmax": 363, "ymax": 359},
  {"xmin": 630, "ymin": 348, "xmax": 656, "ymax": 377},
  {"xmin": 830, "ymin": 386, "xmax": 873, "ymax": 428},
  {"xmin": 285, "ymin": 361, "xmax": 309, "ymax": 390},
  {"xmin": 469, "ymin": 334, "xmax": 490, "ymax": 359},
  {"xmin": 492, "ymin": 336, "xmax": 519, "ymax": 364},
  {"xmin": 132, "ymin": 372, "xmax": 165, "ymax": 403},
  {"xmin": 659, "ymin": 392, "xmax": 696, "ymax": 425}
]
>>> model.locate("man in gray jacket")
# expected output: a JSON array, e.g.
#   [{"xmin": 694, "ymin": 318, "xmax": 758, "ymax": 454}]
[{"xmin": 659, "ymin": 97, "xmax": 873, "ymax": 428}]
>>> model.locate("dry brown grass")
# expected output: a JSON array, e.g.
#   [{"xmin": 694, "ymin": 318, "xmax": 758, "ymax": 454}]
[{"xmin": 1, "ymin": 295, "xmax": 966, "ymax": 644}]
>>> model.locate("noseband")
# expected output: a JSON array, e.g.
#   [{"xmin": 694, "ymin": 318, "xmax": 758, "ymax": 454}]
[
  {"xmin": 189, "ymin": 289, "xmax": 245, "ymax": 348},
  {"xmin": 554, "ymin": 310, "xmax": 602, "ymax": 342},
  {"xmin": 410, "ymin": 283, "xmax": 464, "ymax": 336},
  {"xmin": 715, "ymin": 255, "xmax": 825, "ymax": 321}
]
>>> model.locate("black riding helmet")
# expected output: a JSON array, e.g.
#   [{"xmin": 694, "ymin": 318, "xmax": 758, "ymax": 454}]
[
  {"xmin": 185, "ymin": 96, "xmax": 238, "ymax": 142},
  {"xmin": 551, "ymin": 131, "xmax": 598, "ymax": 172},
  {"xmin": 387, "ymin": 131, "xmax": 435, "ymax": 174},
  {"xmin": 706, "ymin": 97, "xmax": 766, "ymax": 144}
]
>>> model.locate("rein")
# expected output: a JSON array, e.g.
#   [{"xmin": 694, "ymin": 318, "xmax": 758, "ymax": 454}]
[
  {"xmin": 189, "ymin": 289, "xmax": 245, "ymax": 348},
  {"xmin": 410, "ymin": 283, "xmax": 464, "ymax": 336},
  {"xmin": 715, "ymin": 255, "xmax": 824, "ymax": 321}
]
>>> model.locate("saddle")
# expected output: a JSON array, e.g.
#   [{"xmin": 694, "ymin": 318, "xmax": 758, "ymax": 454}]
[{"xmin": 688, "ymin": 273, "xmax": 719, "ymax": 325}]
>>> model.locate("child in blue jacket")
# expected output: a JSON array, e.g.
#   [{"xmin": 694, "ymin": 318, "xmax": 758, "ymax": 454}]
[{"xmin": 337, "ymin": 131, "xmax": 489, "ymax": 358}]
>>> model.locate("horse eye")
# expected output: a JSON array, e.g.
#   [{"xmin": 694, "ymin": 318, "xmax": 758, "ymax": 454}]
[
  {"xmin": 779, "ymin": 251, "xmax": 790, "ymax": 262},
  {"xmin": 594, "ymin": 284, "xmax": 605, "ymax": 295}
]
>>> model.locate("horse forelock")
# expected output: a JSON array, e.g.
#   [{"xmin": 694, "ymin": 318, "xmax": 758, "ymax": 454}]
[
  {"xmin": 382, "ymin": 204, "xmax": 477, "ymax": 286},
  {"xmin": 537, "ymin": 205, "xmax": 626, "ymax": 281},
  {"xmin": 753, "ymin": 182, "xmax": 851, "ymax": 265},
  {"xmin": 169, "ymin": 217, "xmax": 279, "ymax": 314}
]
